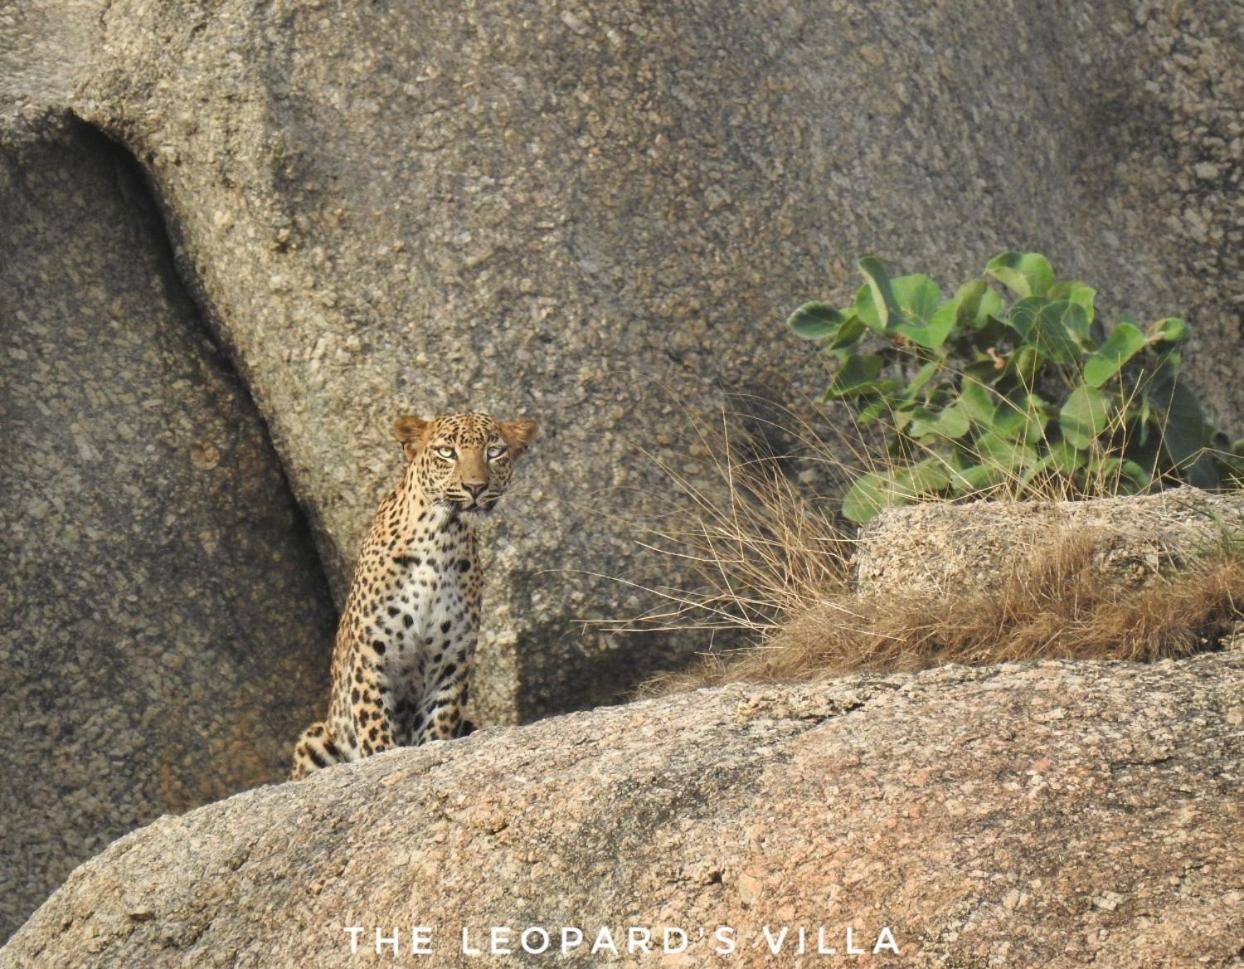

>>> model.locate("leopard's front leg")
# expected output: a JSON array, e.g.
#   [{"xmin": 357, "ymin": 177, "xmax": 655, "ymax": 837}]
[
  {"xmin": 348, "ymin": 644, "xmax": 400, "ymax": 758},
  {"xmin": 414, "ymin": 648, "xmax": 471, "ymax": 744}
]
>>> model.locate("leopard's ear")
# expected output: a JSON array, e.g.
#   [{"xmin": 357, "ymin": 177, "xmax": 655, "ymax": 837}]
[
  {"xmin": 393, "ymin": 415, "xmax": 431, "ymax": 461},
  {"xmin": 500, "ymin": 419, "xmax": 538, "ymax": 460}
]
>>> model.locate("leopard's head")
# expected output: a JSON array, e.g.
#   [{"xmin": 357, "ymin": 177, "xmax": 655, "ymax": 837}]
[{"xmin": 393, "ymin": 411, "xmax": 537, "ymax": 514}]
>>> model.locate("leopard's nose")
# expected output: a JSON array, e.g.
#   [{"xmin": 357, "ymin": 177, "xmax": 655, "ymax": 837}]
[{"xmin": 463, "ymin": 482, "xmax": 486, "ymax": 499}]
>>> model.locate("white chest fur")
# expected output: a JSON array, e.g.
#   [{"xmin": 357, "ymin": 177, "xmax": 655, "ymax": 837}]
[{"xmin": 367, "ymin": 505, "xmax": 478, "ymax": 693}]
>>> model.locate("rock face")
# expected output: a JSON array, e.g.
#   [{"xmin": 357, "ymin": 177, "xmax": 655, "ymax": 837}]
[
  {"xmin": 1130, "ymin": 3, "xmax": 1244, "ymax": 435},
  {"xmin": 5, "ymin": 0, "xmax": 1244, "ymax": 945},
  {"xmin": 7, "ymin": 0, "xmax": 1238, "ymax": 728},
  {"xmin": 855, "ymin": 488, "xmax": 1244, "ymax": 598},
  {"xmin": 0, "ymin": 115, "xmax": 336, "ymax": 941},
  {"xmin": 3, "ymin": 651, "xmax": 1242, "ymax": 968}
]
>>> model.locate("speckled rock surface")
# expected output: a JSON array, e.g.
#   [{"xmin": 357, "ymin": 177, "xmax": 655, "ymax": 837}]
[
  {"xmin": 4, "ymin": 651, "xmax": 1242, "ymax": 968},
  {"xmin": 855, "ymin": 488, "xmax": 1244, "ymax": 598},
  {"xmin": 1130, "ymin": 1, "xmax": 1244, "ymax": 435},
  {"xmin": 6, "ymin": 0, "xmax": 1234, "ymax": 726},
  {"xmin": 0, "ymin": 115, "xmax": 336, "ymax": 941},
  {"xmin": 5, "ymin": 0, "xmax": 1244, "ymax": 939}
]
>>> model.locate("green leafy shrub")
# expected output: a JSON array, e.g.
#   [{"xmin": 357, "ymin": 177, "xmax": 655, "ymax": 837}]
[{"xmin": 788, "ymin": 251, "xmax": 1244, "ymax": 523}]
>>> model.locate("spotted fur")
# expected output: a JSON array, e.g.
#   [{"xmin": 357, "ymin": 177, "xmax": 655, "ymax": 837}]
[{"xmin": 290, "ymin": 411, "xmax": 537, "ymax": 780}]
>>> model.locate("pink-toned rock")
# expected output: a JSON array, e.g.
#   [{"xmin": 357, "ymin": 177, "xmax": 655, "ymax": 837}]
[{"xmin": 3, "ymin": 650, "xmax": 1240, "ymax": 968}]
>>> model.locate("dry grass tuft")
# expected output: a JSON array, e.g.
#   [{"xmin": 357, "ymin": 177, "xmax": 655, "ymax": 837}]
[
  {"xmin": 602, "ymin": 409, "xmax": 856, "ymax": 642},
  {"xmin": 624, "ymin": 403, "xmax": 1244, "ymax": 697},
  {"xmin": 641, "ymin": 528, "xmax": 1244, "ymax": 695}
]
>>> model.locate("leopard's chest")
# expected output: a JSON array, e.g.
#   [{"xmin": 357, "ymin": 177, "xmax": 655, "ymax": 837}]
[{"xmin": 358, "ymin": 530, "xmax": 478, "ymax": 686}]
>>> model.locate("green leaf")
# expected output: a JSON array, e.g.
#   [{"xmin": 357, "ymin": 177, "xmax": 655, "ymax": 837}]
[
  {"xmin": 1008, "ymin": 298, "xmax": 1085, "ymax": 365},
  {"xmin": 986, "ymin": 251, "xmax": 1055, "ymax": 298},
  {"xmin": 1135, "ymin": 390, "xmax": 1152, "ymax": 445},
  {"xmin": 891, "ymin": 405, "xmax": 916, "ymax": 431},
  {"xmin": 1005, "ymin": 345, "xmax": 1042, "ymax": 388},
  {"xmin": 958, "ymin": 380, "xmax": 998, "ymax": 426},
  {"xmin": 932, "ymin": 402, "xmax": 971, "ymax": 440},
  {"xmin": 1146, "ymin": 317, "xmax": 1189, "ymax": 345},
  {"xmin": 973, "ymin": 287, "xmax": 1006, "ymax": 329},
  {"xmin": 854, "ymin": 259, "xmax": 946, "ymax": 345},
  {"xmin": 948, "ymin": 460, "xmax": 1006, "ymax": 495},
  {"xmin": 1056, "ymin": 300, "xmax": 1092, "ymax": 344},
  {"xmin": 974, "ymin": 431, "xmax": 1038, "ymax": 471},
  {"xmin": 962, "ymin": 358, "xmax": 1004, "ymax": 384},
  {"xmin": 856, "ymin": 399, "xmax": 892, "ymax": 423},
  {"xmin": 787, "ymin": 301, "xmax": 844, "ymax": 341},
  {"xmin": 1083, "ymin": 321, "xmax": 1146, "ymax": 388},
  {"xmin": 841, "ymin": 471, "xmax": 904, "ymax": 524},
  {"xmin": 851, "ymin": 284, "xmax": 881, "ymax": 332},
  {"xmin": 1085, "ymin": 457, "xmax": 1152, "ymax": 494},
  {"xmin": 891, "ymin": 276, "xmax": 954, "ymax": 347},
  {"xmin": 1149, "ymin": 372, "xmax": 1215, "ymax": 485},
  {"xmin": 1031, "ymin": 439, "xmax": 1085, "ymax": 477},
  {"xmin": 855, "ymin": 257, "xmax": 896, "ymax": 331},
  {"xmin": 908, "ymin": 402, "xmax": 970, "ymax": 441},
  {"xmin": 994, "ymin": 391, "xmax": 1049, "ymax": 444},
  {"xmin": 826, "ymin": 313, "xmax": 868, "ymax": 349},
  {"xmin": 1048, "ymin": 281, "xmax": 1097, "ymax": 323},
  {"xmin": 890, "ymin": 275, "xmax": 942, "ymax": 325},
  {"xmin": 825, "ymin": 353, "xmax": 886, "ymax": 400},
  {"xmin": 898, "ymin": 309, "xmax": 954, "ymax": 348},
  {"xmin": 1119, "ymin": 458, "xmax": 1152, "ymax": 491},
  {"xmin": 923, "ymin": 279, "xmax": 985, "ymax": 349},
  {"xmin": 896, "ymin": 457, "xmax": 952, "ymax": 495},
  {"xmin": 948, "ymin": 279, "xmax": 988, "ymax": 324},
  {"xmin": 907, "ymin": 407, "xmax": 937, "ymax": 437},
  {"xmin": 1060, "ymin": 384, "xmax": 1111, "ymax": 449}
]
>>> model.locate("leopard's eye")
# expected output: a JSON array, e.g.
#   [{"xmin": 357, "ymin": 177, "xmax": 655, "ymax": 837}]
[
  {"xmin": 434, "ymin": 446, "xmax": 456, "ymax": 461},
  {"xmin": 486, "ymin": 445, "xmax": 508, "ymax": 461}
]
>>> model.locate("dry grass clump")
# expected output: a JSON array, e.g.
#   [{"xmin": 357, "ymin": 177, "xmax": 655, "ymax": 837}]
[
  {"xmin": 606, "ymin": 411, "xmax": 857, "ymax": 643},
  {"xmin": 641, "ymin": 529, "xmax": 1244, "ymax": 695},
  {"xmin": 626, "ymin": 405, "xmax": 1244, "ymax": 697}
]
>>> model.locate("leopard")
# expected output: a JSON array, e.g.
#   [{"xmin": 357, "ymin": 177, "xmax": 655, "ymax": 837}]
[{"xmin": 290, "ymin": 411, "xmax": 537, "ymax": 780}]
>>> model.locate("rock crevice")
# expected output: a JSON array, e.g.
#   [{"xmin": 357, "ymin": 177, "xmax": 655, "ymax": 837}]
[{"xmin": 0, "ymin": 110, "xmax": 337, "ymax": 941}]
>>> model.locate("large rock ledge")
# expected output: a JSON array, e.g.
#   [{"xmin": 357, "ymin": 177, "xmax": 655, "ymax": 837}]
[{"xmin": 4, "ymin": 652, "xmax": 1241, "ymax": 968}]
